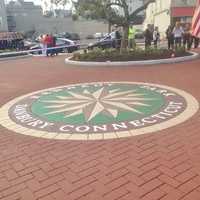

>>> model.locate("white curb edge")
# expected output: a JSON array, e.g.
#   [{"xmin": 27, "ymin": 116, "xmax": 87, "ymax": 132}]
[
  {"xmin": 0, "ymin": 54, "xmax": 32, "ymax": 62},
  {"xmin": 65, "ymin": 51, "xmax": 199, "ymax": 67}
]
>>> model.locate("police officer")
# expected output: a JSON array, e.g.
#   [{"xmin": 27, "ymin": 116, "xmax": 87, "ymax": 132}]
[{"xmin": 128, "ymin": 25, "xmax": 136, "ymax": 49}]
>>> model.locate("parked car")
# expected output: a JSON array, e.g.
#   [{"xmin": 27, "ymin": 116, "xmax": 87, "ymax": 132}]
[
  {"xmin": 93, "ymin": 32, "xmax": 108, "ymax": 39},
  {"xmin": 93, "ymin": 33, "xmax": 104, "ymax": 39},
  {"xmin": 135, "ymin": 29, "xmax": 144, "ymax": 39},
  {"xmin": 24, "ymin": 40, "xmax": 38, "ymax": 50},
  {"xmin": 70, "ymin": 33, "xmax": 80, "ymax": 40},
  {"xmin": 56, "ymin": 32, "xmax": 80, "ymax": 41},
  {"xmin": 88, "ymin": 32, "xmax": 121, "ymax": 50},
  {"xmin": 30, "ymin": 38, "xmax": 79, "ymax": 54},
  {"xmin": 86, "ymin": 34, "xmax": 94, "ymax": 39}
]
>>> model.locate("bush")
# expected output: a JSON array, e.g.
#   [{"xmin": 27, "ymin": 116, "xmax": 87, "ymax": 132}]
[{"xmin": 72, "ymin": 47, "xmax": 190, "ymax": 62}]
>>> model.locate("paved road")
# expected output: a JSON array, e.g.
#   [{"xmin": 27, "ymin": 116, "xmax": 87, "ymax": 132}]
[{"xmin": 0, "ymin": 53, "xmax": 200, "ymax": 200}]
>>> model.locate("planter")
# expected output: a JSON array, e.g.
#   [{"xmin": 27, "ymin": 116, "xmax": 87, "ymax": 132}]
[{"xmin": 65, "ymin": 51, "xmax": 199, "ymax": 67}]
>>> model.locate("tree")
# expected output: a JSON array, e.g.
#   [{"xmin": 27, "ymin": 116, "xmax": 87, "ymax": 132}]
[
  {"xmin": 74, "ymin": 0, "xmax": 125, "ymax": 32},
  {"xmin": 74, "ymin": 0, "xmax": 155, "ymax": 49},
  {"xmin": 50, "ymin": 0, "xmax": 70, "ymax": 8},
  {"xmin": 53, "ymin": 0, "xmax": 155, "ymax": 49}
]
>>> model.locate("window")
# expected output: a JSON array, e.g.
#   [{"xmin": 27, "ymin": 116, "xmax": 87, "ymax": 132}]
[{"xmin": 56, "ymin": 39, "xmax": 70, "ymax": 46}]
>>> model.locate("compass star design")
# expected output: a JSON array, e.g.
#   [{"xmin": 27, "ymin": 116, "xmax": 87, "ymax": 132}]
[{"xmin": 42, "ymin": 87, "xmax": 154, "ymax": 122}]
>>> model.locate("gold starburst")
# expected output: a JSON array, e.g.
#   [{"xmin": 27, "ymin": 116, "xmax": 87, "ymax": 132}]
[{"xmin": 42, "ymin": 87, "xmax": 154, "ymax": 122}]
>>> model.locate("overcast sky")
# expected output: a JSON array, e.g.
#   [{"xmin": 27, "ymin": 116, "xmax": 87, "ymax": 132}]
[
  {"xmin": 6, "ymin": 0, "xmax": 40, "ymax": 4},
  {"xmin": 6, "ymin": 0, "xmax": 72, "ymax": 9}
]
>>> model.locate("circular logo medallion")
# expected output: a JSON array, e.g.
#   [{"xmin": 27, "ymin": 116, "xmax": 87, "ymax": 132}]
[{"xmin": 0, "ymin": 82, "xmax": 199, "ymax": 140}]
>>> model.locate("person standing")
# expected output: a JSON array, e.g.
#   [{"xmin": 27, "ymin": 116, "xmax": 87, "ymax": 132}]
[
  {"xmin": 115, "ymin": 26, "xmax": 121, "ymax": 49},
  {"xmin": 45, "ymin": 34, "xmax": 53, "ymax": 56},
  {"xmin": 128, "ymin": 25, "xmax": 136, "ymax": 49},
  {"xmin": 51, "ymin": 35, "xmax": 57, "ymax": 56},
  {"xmin": 41, "ymin": 34, "xmax": 47, "ymax": 56},
  {"xmin": 173, "ymin": 22, "xmax": 184, "ymax": 49},
  {"xmin": 153, "ymin": 27, "xmax": 160, "ymax": 48},
  {"xmin": 110, "ymin": 25, "xmax": 121, "ymax": 49},
  {"xmin": 48, "ymin": 34, "xmax": 54, "ymax": 56},
  {"xmin": 39, "ymin": 35, "xmax": 44, "ymax": 55},
  {"xmin": 144, "ymin": 24, "xmax": 153, "ymax": 49},
  {"xmin": 194, "ymin": 37, "xmax": 199, "ymax": 48},
  {"xmin": 190, "ymin": 36, "xmax": 200, "ymax": 48},
  {"xmin": 166, "ymin": 25, "xmax": 174, "ymax": 49},
  {"xmin": 183, "ymin": 23, "xmax": 192, "ymax": 50}
]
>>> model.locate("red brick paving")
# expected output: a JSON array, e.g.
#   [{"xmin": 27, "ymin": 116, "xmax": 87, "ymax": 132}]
[{"xmin": 0, "ymin": 53, "xmax": 200, "ymax": 200}]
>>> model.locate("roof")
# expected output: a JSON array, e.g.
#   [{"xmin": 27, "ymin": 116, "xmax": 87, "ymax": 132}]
[{"xmin": 0, "ymin": 32, "xmax": 24, "ymax": 40}]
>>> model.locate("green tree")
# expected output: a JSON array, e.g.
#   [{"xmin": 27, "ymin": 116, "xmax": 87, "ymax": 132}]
[
  {"xmin": 51, "ymin": 0, "xmax": 68, "ymax": 6},
  {"xmin": 53, "ymin": 0, "xmax": 155, "ymax": 49},
  {"xmin": 50, "ymin": 0, "xmax": 70, "ymax": 11},
  {"xmin": 74, "ymin": 0, "xmax": 155, "ymax": 49}
]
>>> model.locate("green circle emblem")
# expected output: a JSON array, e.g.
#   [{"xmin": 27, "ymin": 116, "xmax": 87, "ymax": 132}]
[{"xmin": 0, "ymin": 82, "xmax": 199, "ymax": 140}]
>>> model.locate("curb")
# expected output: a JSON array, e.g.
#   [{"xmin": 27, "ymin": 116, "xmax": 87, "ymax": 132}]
[
  {"xmin": 65, "ymin": 51, "xmax": 199, "ymax": 67},
  {"xmin": 0, "ymin": 54, "xmax": 32, "ymax": 62},
  {"xmin": 32, "ymin": 53, "xmax": 73, "ymax": 57}
]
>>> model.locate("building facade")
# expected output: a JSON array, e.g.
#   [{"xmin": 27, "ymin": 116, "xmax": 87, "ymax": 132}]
[
  {"xmin": 6, "ymin": 0, "xmax": 108, "ymax": 38},
  {"xmin": 0, "ymin": 0, "xmax": 8, "ymax": 31},
  {"xmin": 171, "ymin": 0, "xmax": 196, "ymax": 24},
  {"xmin": 6, "ymin": 0, "xmax": 43, "ymax": 32},
  {"xmin": 143, "ymin": 0, "xmax": 196, "ymax": 37}
]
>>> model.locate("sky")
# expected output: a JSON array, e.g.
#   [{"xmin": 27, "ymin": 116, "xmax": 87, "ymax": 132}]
[
  {"xmin": 6, "ymin": 0, "xmax": 72, "ymax": 10},
  {"xmin": 6, "ymin": 0, "xmax": 41, "ymax": 5}
]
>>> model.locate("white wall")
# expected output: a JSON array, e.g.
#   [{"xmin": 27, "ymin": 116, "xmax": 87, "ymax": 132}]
[
  {"xmin": 13, "ymin": 16, "xmax": 108, "ymax": 39},
  {"xmin": 154, "ymin": 11, "xmax": 171, "ymax": 38},
  {"xmin": 143, "ymin": 2, "xmax": 156, "ymax": 29}
]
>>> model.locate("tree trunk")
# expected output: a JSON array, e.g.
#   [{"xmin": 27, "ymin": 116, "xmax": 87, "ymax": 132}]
[
  {"xmin": 108, "ymin": 22, "xmax": 111, "ymax": 33},
  {"xmin": 120, "ymin": 25, "xmax": 129, "ymax": 53}
]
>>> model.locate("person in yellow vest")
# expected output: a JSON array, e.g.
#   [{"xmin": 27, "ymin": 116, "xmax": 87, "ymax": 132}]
[{"xmin": 128, "ymin": 25, "xmax": 136, "ymax": 49}]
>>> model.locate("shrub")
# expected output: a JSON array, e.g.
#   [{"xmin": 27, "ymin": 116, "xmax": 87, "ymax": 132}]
[{"xmin": 71, "ymin": 47, "xmax": 189, "ymax": 62}]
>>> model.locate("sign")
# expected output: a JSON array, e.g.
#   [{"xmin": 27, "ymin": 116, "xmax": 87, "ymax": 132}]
[{"xmin": 0, "ymin": 82, "xmax": 198, "ymax": 140}]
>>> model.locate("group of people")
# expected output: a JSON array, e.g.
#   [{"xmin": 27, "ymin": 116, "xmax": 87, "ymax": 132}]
[
  {"xmin": 39, "ymin": 34, "xmax": 57, "ymax": 56},
  {"xmin": 144, "ymin": 22, "xmax": 199, "ymax": 50},
  {"xmin": 110, "ymin": 25, "xmax": 122, "ymax": 49},
  {"xmin": 110, "ymin": 25, "xmax": 138, "ymax": 49},
  {"xmin": 144, "ymin": 25, "xmax": 162, "ymax": 49},
  {"xmin": 166, "ymin": 22, "xmax": 199, "ymax": 50}
]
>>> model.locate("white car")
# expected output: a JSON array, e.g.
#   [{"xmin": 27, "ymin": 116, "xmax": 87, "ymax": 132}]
[{"xmin": 30, "ymin": 38, "xmax": 79, "ymax": 54}]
